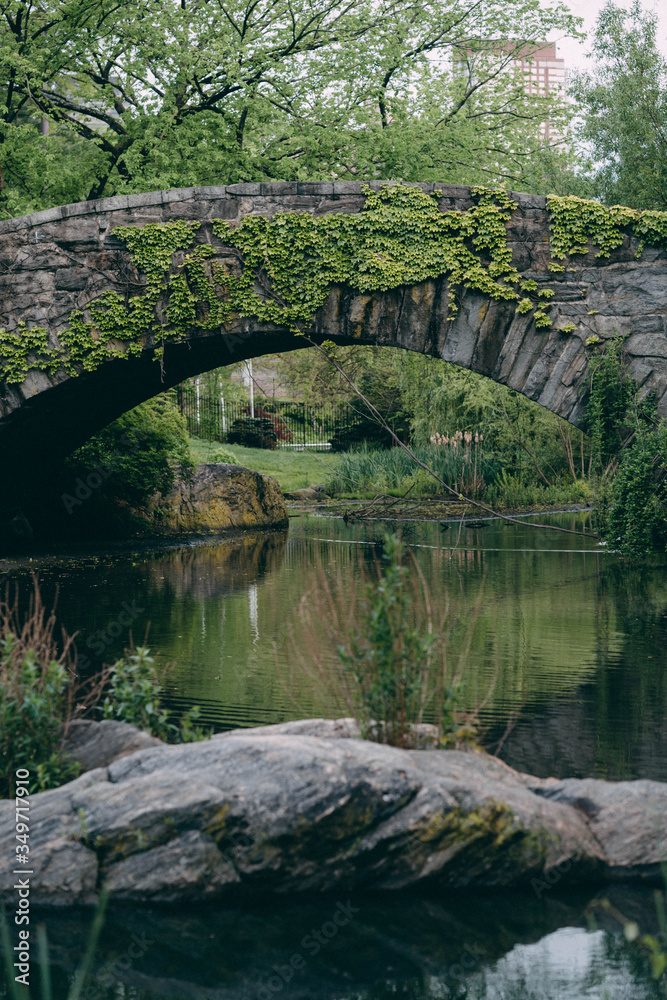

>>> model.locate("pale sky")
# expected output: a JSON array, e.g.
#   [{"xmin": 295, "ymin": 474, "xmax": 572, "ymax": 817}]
[{"xmin": 550, "ymin": 0, "xmax": 667, "ymax": 71}]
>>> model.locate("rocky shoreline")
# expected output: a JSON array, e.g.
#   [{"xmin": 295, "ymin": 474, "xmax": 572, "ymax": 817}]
[{"xmin": 2, "ymin": 719, "xmax": 665, "ymax": 907}]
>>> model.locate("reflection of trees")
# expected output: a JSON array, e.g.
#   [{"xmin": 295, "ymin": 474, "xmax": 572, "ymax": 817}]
[
  {"xmin": 46, "ymin": 518, "xmax": 667, "ymax": 780},
  {"xmin": 498, "ymin": 560, "xmax": 667, "ymax": 781},
  {"xmin": 146, "ymin": 531, "xmax": 287, "ymax": 600},
  {"xmin": 588, "ymin": 563, "xmax": 667, "ymax": 780},
  {"xmin": 40, "ymin": 888, "xmax": 661, "ymax": 1000}
]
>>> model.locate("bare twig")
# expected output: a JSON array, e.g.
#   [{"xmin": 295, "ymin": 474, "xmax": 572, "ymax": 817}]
[{"xmin": 300, "ymin": 334, "xmax": 597, "ymax": 539}]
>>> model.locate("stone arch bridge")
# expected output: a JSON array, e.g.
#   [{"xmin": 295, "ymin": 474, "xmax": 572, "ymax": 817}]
[{"xmin": 1, "ymin": 180, "xmax": 666, "ymax": 505}]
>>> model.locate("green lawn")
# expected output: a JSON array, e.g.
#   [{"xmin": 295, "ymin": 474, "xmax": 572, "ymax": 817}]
[{"xmin": 189, "ymin": 436, "xmax": 340, "ymax": 492}]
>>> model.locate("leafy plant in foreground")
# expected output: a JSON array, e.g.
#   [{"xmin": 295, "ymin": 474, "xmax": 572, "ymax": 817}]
[
  {"xmin": 101, "ymin": 647, "xmax": 208, "ymax": 744},
  {"xmin": 283, "ymin": 534, "xmax": 486, "ymax": 748},
  {"xmin": 0, "ymin": 582, "xmax": 209, "ymax": 799},
  {"xmin": 0, "ymin": 585, "xmax": 83, "ymax": 798}
]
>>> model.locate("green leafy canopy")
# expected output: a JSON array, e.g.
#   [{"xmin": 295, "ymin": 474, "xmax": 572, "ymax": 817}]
[{"xmin": 0, "ymin": 0, "xmax": 582, "ymax": 216}]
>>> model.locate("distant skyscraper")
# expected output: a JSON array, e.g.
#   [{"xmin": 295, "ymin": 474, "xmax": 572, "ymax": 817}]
[{"xmin": 509, "ymin": 42, "xmax": 567, "ymax": 140}]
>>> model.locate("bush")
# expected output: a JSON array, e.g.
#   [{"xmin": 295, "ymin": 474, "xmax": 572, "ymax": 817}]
[
  {"xmin": 599, "ymin": 425, "xmax": 667, "ymax": 555},
  {"xmin": 101, "ymin": 648, "xmax": 172, "ymax": 739},
  {"xmin": 65, "ymin": 392, "xmax": 194, "ymax": 509},
  {"xmin": 0, "ymin": 585, "xmax": 82, "ymax": 798},
  {"xmin": 228, "ymin": 416, "xmax": 278, "ymax": 449},
  {"xmin": 101, "ymin": 647, "xmax": 208, "ymax": 743},
  {"xmin": 283, "ymin": 534, "xmax": 485, "ymax": 749},
  {"xmin": 205, "ymin": 445, "xmax": 238, "ymax": 464},
  {"xmin": 584, "ymin": 337, "xmax": 640, "ymax": 473},
  {"xmin": 0, "ymin": 583, "xmax": 208, "ymax": 798},
  {"xmin": 329, "ymin": 417, "xmax": 398, "ymax": 452}
]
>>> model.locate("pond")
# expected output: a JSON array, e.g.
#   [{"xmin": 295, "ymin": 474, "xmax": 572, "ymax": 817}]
[{"xmin": 6, "ymin": 511, "xmax": 667, "ymax": 999}]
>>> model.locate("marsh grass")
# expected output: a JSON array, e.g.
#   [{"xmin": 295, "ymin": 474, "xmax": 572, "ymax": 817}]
[
  {"xmin": 279, "ymin": 534, "xmax": 493, "ymax": 748},
  {"xmin": 0, "ymin": 580, "xmax": 208, "ymax": 799},
  {"xmin": 326, "ymin": 441, "xmax": 500, "ymax": 500},
  {"xmin": 0, "ymin": 581, "xmax": 111, "ymax": 798},
  {"xmin": 1, "ymin": 889, "xmax": 109, "ymax": 1000}
]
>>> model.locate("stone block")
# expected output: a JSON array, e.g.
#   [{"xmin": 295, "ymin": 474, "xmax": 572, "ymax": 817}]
[
  {"xmin": 195, "ymin": 185, "xmax": 228, "ymax": 199},
  {"xmin": 260, "ymin": 181, "xmax": 297, "ymax": 196},
  {"xmin": 296, "ymin": 181, "xmax": 334, "ymax": 195},
  {"xmin": 54, "ymin": 267, "xmax": 89, "ymax": 291},
  {"xmin": 332, "ymin": 181, "xmax": 364, "ymax": 195},
  {"xmin": 124, "ymin": 191, "xmax": 164, "ymax": 209},
  {"xmin": 160, "ymin": 187, "xmax": 196, "ymax": 204},
  {"xmin": 629, "ymin": 314, "xmax": 665, "ymax": 334},
  {"xmin": 314, "ymin": 197, "xmax": 364, "ymax": 216},
  {"xmin": 226, "ymin": 183, "xmax": 261, "ymax": 196},
  {"xmin": 625, "ymin": 333, "xmax": 667, "ymax": 358}
]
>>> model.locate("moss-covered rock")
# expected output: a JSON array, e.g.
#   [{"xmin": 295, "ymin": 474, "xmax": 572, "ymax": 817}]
[
  {"xmin": 149, "ymin": 463, "xmax": 288, "ymax": 534},
  {"xmin": 2, "ymin": 718, "xmax": 666, "ymax": 906}
]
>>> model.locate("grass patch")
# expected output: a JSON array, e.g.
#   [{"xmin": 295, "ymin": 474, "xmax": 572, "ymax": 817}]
[
  {"xmin": 325, "ymin": 444, "xmax": 594, "ymax": 509},
  {"xmin": 189, "ymin": 436, "xmax": 340, "ymax": 493}
]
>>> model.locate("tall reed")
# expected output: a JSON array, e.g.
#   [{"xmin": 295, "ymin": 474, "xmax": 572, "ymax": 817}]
[
  {"xmin": 0, "ymin": 580, "xmax": 109, "ymax": 798},
  {"xmin": 280, "ymin": 534, "xmax": 491, "ymax": 748}
]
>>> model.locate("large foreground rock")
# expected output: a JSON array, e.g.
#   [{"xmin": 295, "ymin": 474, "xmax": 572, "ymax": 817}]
[
  {"xmin": 63, "ymin": 719, "xmax": 163, "ymax": 772},
  {"xmin": 1, "ymin": 720, "xmax": 665, "ymax": 906},
  {"xmin": 149, "ymin": 463, "xmax": 288, "ymax": 534}
]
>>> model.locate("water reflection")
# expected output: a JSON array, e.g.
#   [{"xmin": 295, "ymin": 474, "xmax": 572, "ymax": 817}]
[
  {"xmin": 4, "ymin": 516, "xmax": 667, "ymax": 998},
  {"xmin": 37, "ymin": 886, "xmax": 664, "ymax": 1000},
  {"xmin": 4, "ymin": 512, "xmax": 667, "ymax": 779}
]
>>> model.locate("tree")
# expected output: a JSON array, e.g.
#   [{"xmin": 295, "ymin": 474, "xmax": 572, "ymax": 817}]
[
  {"xmin": 571, "ymin": 0, "xmax": 667, "ymax": 210},
  {"xmin": 0, "ymin": 0, "xmax": 581, "ymax": 215},
  {"xmin": 64, "ymin": 392, "xmax": 193, "ymax": 510}
]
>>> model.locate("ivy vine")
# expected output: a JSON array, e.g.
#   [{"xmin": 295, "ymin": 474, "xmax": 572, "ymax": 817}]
[
  {"xmin": 3, "ymin": 185, "xmax": 667, "ymax": 387},
  {"xmin": 547, "ymin": 195, "xmax": 667, "ymax": 262}
]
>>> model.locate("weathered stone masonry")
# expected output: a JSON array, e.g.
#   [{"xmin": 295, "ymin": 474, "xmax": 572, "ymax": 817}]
[{"xmin": 1, "ymin": 180, "xmax": 667, "ymax": 504}]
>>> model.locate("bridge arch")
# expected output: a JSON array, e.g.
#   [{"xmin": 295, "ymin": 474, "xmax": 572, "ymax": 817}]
[{"xmin": 2, "ymin": 180, "xmax": 667, "ymax": 504}]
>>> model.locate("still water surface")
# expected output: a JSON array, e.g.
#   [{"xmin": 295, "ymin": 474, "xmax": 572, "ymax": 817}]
[{"xmin": 9, "ymin": 512, "xmax": 667, "ymax": 999}]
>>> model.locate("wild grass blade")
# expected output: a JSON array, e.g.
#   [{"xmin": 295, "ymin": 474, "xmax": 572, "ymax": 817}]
[
  {"xmin": 36, "ymin": 925, "xmax": 52, "ymax": 1000},
  {"xmin": 66, "ymin": 887, "xmax": 109, "ymax": 1000},
  {"xmin": 0, "ymin": 906, "xmax": 27, "ymax": 1000}
]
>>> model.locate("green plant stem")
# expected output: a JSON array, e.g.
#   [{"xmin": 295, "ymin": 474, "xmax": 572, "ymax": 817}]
[
  {"xmin": 37, "ymin": 924, "xmax": 52, "ymax": 1000},
  {"xmin": 66, "ymin": 887, "xmax": 109, "ymax": 1000}
]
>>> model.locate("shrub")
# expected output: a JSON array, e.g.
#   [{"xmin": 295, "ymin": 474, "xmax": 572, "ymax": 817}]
[
  {"xmin": 584, "ymin": 337, "xmax": 641, "ymax": 473},
  {"xmin": 205, "ymin": 444, "xmax": 238, "ymax": 464},
  {"xmin": 64, "ymin": 392, "xmax": 194, "ymax": 510},
  {"xmin": 101, "ymin": 647, "xmax": 172, "ymax": 739},
  {"xmin": 248, "ymin": 405, "xmax": 293, "ymax": 442},
  {"xmin": 329, "ymin": 417, "xmax": 398, "ymax": 452},
  {"xmin": 101, "ymin": 647, "xmax": 208, "ymax": 743},
  {"xmin": 228, "ymin": 416, "xmax": 278, "ymax": 449},
  {"xmin": 599, "ymin": 425, "xmax": 667, "ymax": 554},
  {"xmin": 0, "ymin": 585, "xmax": 83, "ymax": 798},
  {"xmin": 283, "ymin": 534, "xmax": 486, "ymax": 749},
  {"xmin": 0, "ymin": 582, "xmax": 208, "ymax": 799}
]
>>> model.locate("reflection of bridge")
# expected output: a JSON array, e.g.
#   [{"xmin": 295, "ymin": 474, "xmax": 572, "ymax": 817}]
[{"xmin": 2, "ymin": 181, "xmax": 667, "ymax": 502}]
